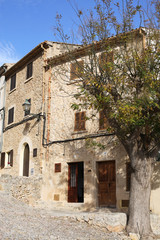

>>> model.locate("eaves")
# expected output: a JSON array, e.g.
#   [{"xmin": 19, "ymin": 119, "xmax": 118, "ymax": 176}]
[
  {"xmin": 46, "ymin": 27, "xmax": 146, "ymax": 68},
  {"xmin": 5, "ymin": 41, "xmax": 50, "ymax": 80}
]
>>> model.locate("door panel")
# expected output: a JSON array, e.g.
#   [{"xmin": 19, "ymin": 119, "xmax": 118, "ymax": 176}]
[
  {"xmin": 98, "ymin": 161, "xmax": 116, "ymax": 207},
  {"xmin": 68, "ymin": 162, "xmax": 84, "ymax": 203},
  {"xmin": 68, "ymin": 163, "xmax": 78, "ymax": 202}
]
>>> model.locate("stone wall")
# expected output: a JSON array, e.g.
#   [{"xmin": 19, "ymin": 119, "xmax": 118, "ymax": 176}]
[{"xmin": 0, "ymin": 174, "xmax": 42, "ymax": 206}]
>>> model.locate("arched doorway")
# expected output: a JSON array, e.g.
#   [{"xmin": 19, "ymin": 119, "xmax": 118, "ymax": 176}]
[{"xmin": 23, "ymin": 143, "xmax": 30, "ymax": 177}]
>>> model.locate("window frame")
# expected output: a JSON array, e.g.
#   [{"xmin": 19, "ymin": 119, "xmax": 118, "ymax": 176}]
[
  {"xmin": 74, "ymin": 111, "xmax": 86, "ymax": 132},
  {"xmin": 99, "ymin": 110, "xmax": 108, "ymax": 130},
  {"xmin": 26, "ymin": 62, "xmax": 33, "ymax": 79},
  {"xmin": 7, "ymin": 150, "xmax": 13, "ymax": 167},
  {"xmin": 8, "ymin": 107, "xmax": 14, "ymax": 125},
  {"xmin": 70, "ymin": 60, "xmax": 84, "ymax": 80},
  {"xmin": 1, "ymin": 152, "xmax": 5, "ymax": 169},
  {"xmin": 10, "ymin": 74, "xmax": 16, "ymax": 91}
]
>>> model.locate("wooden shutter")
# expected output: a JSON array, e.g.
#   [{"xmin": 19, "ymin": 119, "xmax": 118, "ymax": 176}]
[
  {"xmin": 70, "ymin": 61, "xmax": 84, "ymax": 80},
  {"xmin": 80, "ymin": 112, "xmax": 85, "ymax": 130},
  {"xmin": 99, "ymin": 51, "xmax": 113, "ymax": 70},
  {"xmin": 55, "ymin": 163, "xmax": 61, "ymax": 173},
  {"xmin": 8, "ymin": 107, "xmax": 14, "ymax": 124},
  {"xmin": 10, "ymin": 74, "xmax": 16, "ymax": 91},
  {"xmin": 74, "ymin": 112, "xmax": 80, "ymax": 131},
  {"xmin": 1, "ymin": 152, "xmax": 5, "ymax": 169},
  {"xmin": 126, "ymin": 162, "xmax": 131, "ymax": 191},
  {"xmin": 33, "ymin": 148, "xmax": 37, "ymax": 157},
  {"xmin": 74, "ymin": 112, "xmax": 86, "ymax": 131},
  {"xmin": 10, "ymin": 150, "xmax": 13, "ymax": 167},
  {"xmin": 26, "ymin": 62, "xmax": 33, "ymax": 79},
  {"xmin": 99, "ymin": 110, "xmax": 108, "ymax": 130}
]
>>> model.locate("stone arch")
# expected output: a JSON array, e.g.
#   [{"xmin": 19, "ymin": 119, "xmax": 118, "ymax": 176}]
[
  {"xmin": 23, "ymin": 143, "xmax": 30, "ymax": 177},
  {"xmin": 18, "ymin": 137, "xmax": 32, "ymax": 176}
]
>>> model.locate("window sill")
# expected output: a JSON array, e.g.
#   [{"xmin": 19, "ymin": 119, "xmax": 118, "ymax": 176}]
[
  {"xmin": 9, "ymin": 88, "xmax": 16, "ymax": 94},
  {"xmin": 72, "ymin": 130, "xmax": 88, "ymax": 135},
  {"xmin": 24, "ymin": 76, "xmax": 33, "ymax": 83},
  {"xmin": 98, "ymin": 129, "xmax": 108, "ymax": 133},
  {"xmin": 7, "ymin": 121, "xmax": 14, "ymax": 126}
]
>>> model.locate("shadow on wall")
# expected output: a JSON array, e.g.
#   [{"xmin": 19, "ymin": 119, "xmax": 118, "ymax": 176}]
[
  {"xmin": 151, "ymin": 162, "xmax": 160, "ymax": 190},
  {"xmin": 45, "ymin": 135, "xmax": 132, "ymax": 212}
]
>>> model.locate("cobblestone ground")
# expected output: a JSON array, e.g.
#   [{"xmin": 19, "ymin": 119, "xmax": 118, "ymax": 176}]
[{"xmin": 0, "ymin": 192, "xmax": 130, "ymax": 240}]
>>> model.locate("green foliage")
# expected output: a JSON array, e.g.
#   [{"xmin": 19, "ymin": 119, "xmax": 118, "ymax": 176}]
[
  {"xmin": 85, "ymin": 138, "xmax": 106, "ymax": 150},
  {"xmin": 55, "ymin": 0, "xmax": 160, "ymax": 153}
]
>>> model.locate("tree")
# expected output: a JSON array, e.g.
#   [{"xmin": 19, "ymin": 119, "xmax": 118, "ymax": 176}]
[{"xmin": 54, "ymin": 0, "xmax": 160, "ymax": 238}]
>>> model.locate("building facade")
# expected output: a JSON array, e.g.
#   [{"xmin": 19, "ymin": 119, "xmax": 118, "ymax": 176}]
[
  {"xmin": 0, "ymin": 64, "xmax": 14, "ymax": 153},
  {"xmin": 0, "ymin": 29, "xmax": 160, "ymax": 215}
]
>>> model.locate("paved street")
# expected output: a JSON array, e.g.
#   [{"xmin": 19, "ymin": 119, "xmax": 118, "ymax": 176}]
[{"xmin": 0, "ymin": 191, "xmax": 130, "ymax": 240}]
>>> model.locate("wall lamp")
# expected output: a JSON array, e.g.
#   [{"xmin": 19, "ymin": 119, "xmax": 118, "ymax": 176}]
[
  {"xmin": 22, "ymin": 99, "xmax": 45, "ymax": 120},
  {"xmin": 22, "ymin": 99, "xmax": 46, "ymax": 146}
]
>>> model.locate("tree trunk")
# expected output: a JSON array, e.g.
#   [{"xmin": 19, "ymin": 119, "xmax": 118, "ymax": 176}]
[{"xmin": 126, "ymin": 153, "xmax": 155, "ymax": 239}]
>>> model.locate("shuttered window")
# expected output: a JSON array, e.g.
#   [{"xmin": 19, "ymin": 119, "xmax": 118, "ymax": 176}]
[
  {"xmin": 26, "ymin": 62, "xmax": 33, "ymax": 79},
  {"xmin": 33, "ymin": 148, "xmax": 37, "ymax": 157},
  {"xmin": 99, "ymin": 110, "xmax": 109, "ymax": 130},
  {"xmin": 70, "ymin": 61, "xmax": 84, "ymax": 80},
  {"xmin": 1, "ymin": 152, "xmax": 5, "ymax": 169},
  {"xmin": 55, "ymin": 163, "xmax": 61, "ymax": 173},
  {"xmin": 126, "ymin": 162, "xmax": 131, "ymax": 191},
  {"xmin": 8, "ymin": 107, "xmax": 14, "ymax": 125},
  {"xmin": 99, "ymin": 51, "xmax": 114, "ymax": 70},
  {"xmin": 74, "ymin": 112, "xmax": 86, "ymax": 131},
  {"xmin": 8, "ymin": 150, "xmax": 13, "ymax": 167},
  {"xmin": 10, "ymin": 74, "xmax": 16, "ymax": 91}
]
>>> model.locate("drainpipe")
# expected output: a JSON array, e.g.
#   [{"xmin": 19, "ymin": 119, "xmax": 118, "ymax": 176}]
[
  {"xmin": 40, "ymin": 42, "xmax": 47, "ymax": 172},
  {"xmin": 46, "ymin": 65, "xmax": 52, "ymax": 162}
]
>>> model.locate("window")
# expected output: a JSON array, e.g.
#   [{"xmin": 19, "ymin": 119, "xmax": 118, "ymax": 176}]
[
  {"xmin": 33, "ymin": 148, "xmax": 37, "ymax": 157},
  {"xmin": 1, "ymin": 152, "xmax": 5, "ymax": 169},
  {"xmin": 24, "ymin": 98, "xmax": 31, "ymax": 116},
  {"xmin": 99, "ymin": 110, "xmax": 109, "ymax": 130},
  {"xmin": 70, "ymin": 61, "xmax": 84, "ymax": 80},
  {"xmin": 74, "ymin": 112, "xmax": 86, "ymax": 131},
  {"xmin": 99, "ymin": 51, "xmax": 114, "ymax": 70},
  {"xmin": 7, "ymin": 150, "xmax": 13, "ymax": 167},
  {"xmin": 10, "ymin": 74, "xmax": 16, "ymax": 91},
  {"xmin": 0, "ymin": 150, "xmax": 13, "ymax": 168},
  {"xmin": 126, "ymin": 162, "xmax": 131, "ymax": 191},
  {"xmin": 8, "ymin": 107, "xmax": 14, "ymax": 125},
  {"xmin": 26, "ymin": 62, "xmax": 33, "ymax": 79},
  {"xmin": 55, "ymin": 163, "xmax": 61, "ymax": 173}
]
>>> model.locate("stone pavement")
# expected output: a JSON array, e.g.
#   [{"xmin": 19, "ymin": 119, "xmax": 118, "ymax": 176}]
[{"xmin": 0, "ymin": 191, "xmax": 130, "ymax": 240}]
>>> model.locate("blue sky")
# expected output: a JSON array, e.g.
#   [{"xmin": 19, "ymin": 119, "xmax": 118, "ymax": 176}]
[{"xmin": 0, "ymin": 0, "xmax": 150, "ymax": 65}]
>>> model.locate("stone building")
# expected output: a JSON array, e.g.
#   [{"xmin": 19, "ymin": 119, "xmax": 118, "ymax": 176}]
[
  {"xmin": 41, "ymin": 28, "xmax": 160, "ymax": 214},
  {"xmin": 0, "ymin": 63, "xmax": 14, "ymax": 153},
  {"xmin": 0, "ymin": 29, "xmax": 160, "ymax": 215}
]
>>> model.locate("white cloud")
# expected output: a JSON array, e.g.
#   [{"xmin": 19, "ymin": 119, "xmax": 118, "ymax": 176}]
[{"xmin": 0, "ymin": 42, "xmax": 19, "ymax": 66}]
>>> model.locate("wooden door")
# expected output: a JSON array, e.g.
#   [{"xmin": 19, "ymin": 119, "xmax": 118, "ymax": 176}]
[
  {"xmin": 23, "ymin": 144, "xmax": 30, "ymax": 177},
  {"xmin": 68, "ymin": 162, "xmax": 84, "ymax": 203},
  {"xmin": 98, "ymin": 161, "xmax": 116, "ymax": 207},
  {"xmin": 68, "ymin": 163, "xmax": 78, "ymax": 202}
]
